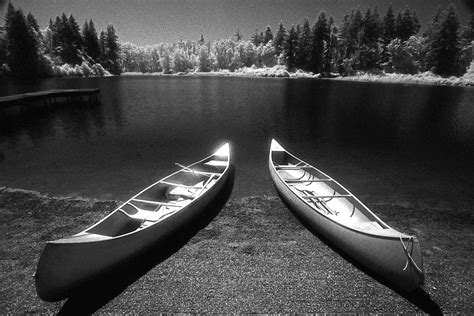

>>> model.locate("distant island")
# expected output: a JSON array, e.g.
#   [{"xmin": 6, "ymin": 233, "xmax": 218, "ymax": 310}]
[{"xmin": 0, "ymin": 2, "xmax": 473, "ymax": 86}]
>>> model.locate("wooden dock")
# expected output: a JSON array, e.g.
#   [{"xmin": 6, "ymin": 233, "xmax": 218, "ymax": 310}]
[{"xmin": 0, "ymin": 88, "xmax": 100, "ymax": 109}]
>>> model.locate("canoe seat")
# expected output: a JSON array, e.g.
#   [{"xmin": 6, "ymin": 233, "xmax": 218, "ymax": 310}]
[
  {"xmin": 129, "ymin": 209, "xmax": 164, "ymax": 221},
  {"xmin": 87, "ymin": 211, "xmax": 142, "ymax": 237}
]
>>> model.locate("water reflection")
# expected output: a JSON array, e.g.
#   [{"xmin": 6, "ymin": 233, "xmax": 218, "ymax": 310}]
[
  {"xmin": 0, "ymin": 77, "xmax": 473, "ymax": 206},
  {"xmin": 281, "ymin": 80, "xmax": 474, "ymax": 151}
]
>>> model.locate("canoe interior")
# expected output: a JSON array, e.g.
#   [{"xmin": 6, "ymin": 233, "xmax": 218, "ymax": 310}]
[
  {"xmin": 271, "ymin": 149, "xmax": 394, "ymax": 234},
  {"xmin": 80, "ymin": 153, "xmax": 229, "ymax": 238}
]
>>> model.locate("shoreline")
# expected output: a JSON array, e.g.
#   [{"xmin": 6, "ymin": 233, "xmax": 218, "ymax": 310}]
[
  {"xmin": 121, "ymin": 66, "xmax": 474, "ymax": 87},
  {"xmin": 0, "ymin": 187, "xmax": 472, "ymax": 313}
]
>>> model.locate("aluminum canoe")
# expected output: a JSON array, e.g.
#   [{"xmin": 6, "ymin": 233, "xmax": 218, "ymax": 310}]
[
  {"xmin": 35, "ymin": 143, "xmax": 232, "ymax": 301},
  {"xmin": 269, "ymin": 139, "xmax": 424, "ymax": 292}
]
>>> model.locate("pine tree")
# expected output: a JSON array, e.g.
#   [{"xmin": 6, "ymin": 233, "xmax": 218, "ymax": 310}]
[
  {"xmin": 4, "ymin": 3, "xmax": 40, "ymax": 77},
  {"xmin": 26, "ymin": 13, "xmax": 40, "ymax": 34},
  {"xmin": 381, "ymin": 5, "xmax": 396, "ymax": 63},
  {"xmin": 382, "ymin": 5, "xmax": 396, "ymax": 44},
  {"xmin": 296, "ymin": 18, "xmax": 311, "ymax": 70},
  {"xmin": 251, "ymin": 29, "xmax": 262, "ymax": 46},
  {"xmin": 284, "ymin": 25, "xmax": 298, "ymax": 70},
  {"xmin": 99, "ymin": 30, "xmax": 106, "ymax": 61},
  {"xmin": 103, "ymin": 24, "xmax": 121, "ymax": 74},
  {"xmin": 294, "ymin": 23, "xmax": 302, "ymax": 68},
  {"xmin": 309, "ymin": 11, "xmax": 329, "ymax": 74},
  {"xmin": 263, "ymin": 25, "xmax": 273, "ymax": 44},
  {"xmin": 53, "ymin": 13, "xmax": 83, "ymax": 64},
  {"xmin": 82, "ymin": 19, "xmax": 100, "ymax": 62},
  {"xmin": 395, "ymin": 6, "xmax": 420, "ymax": 41},
  {"xmin": 426, "ymin": 4, "xmax": 462, "ymax": 76},
  {"xmin": 274, "ymin": 21, "xmax": 287, "ymax": 57},
  {"xmin": 323, "ymin": 16, "xmax": 336, "ymax": 74},
  {"xmin": 358, "ymin": 7, "xmax": 381, "ymax": 70}
]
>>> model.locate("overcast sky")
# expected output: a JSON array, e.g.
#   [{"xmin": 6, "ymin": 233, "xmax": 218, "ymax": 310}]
[{"xmin": 1, "ymin": 0, "xmax": 472, "ymax": 46}]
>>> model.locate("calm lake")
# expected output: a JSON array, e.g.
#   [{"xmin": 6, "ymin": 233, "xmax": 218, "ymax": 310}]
[{"xmin": 1, "ymin": 76, "xmax": 473, "ymax": 209}]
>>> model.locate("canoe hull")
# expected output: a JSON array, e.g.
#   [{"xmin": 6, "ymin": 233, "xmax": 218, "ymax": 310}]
[
  {"xmin": 35, "ymin": 148, "xmax": 233, "ymax": 302},
  {"xmin": 269, "ymin": 147, "xmax": 424, "ymax": 293}
]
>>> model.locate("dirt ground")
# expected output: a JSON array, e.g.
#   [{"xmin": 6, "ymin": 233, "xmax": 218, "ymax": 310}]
[{"xmin": 0, "ymin": 187, "xmax": 472, "ymax": 314}]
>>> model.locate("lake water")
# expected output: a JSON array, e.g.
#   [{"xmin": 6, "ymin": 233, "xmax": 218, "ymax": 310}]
[{"xmin": 1, "ymin": 76, "xmax": 473, "ymax": 210}]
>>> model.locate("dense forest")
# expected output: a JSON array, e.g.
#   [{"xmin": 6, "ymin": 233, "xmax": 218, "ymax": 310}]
[
  {"xmin": 0, "ymin": 2, "xmax": 472, "ymax": 79},
  {"xmin": 0, "ymin": 3, "xmax": 120, "ymax": 77}
]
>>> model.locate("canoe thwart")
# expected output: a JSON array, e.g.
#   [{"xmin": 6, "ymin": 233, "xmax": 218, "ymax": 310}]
[
  {"xmin": 160, "ymin": 180, "xmax": 204, "ymax": 189},
  {"xmin": 275, "ymin": 165, "xmax": 312, "ymax": 170},
  {"xmin": 286, "ymin": 178, "xmax": 332, "ymax": 183},
  {"xmin": 300, "ymin": 194, "xmax": 352, "ymax": 199},
  {"xmin": 130, "ymin": 198, "xmax": 180, "ymax": 207}
]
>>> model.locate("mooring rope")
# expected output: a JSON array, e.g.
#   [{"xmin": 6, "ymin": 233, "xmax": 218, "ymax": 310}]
[{"xmin": 399, "ymin": 235, "xmax": 424, "ymax": 275}]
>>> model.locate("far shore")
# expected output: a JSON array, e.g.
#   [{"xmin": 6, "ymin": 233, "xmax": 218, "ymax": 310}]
[
  {"xmin": 121, "ymin": 66, "xmax": 474, "ymax": 87},
  {"xmin": 0, "ymin": 186, "xmax": 472, "ymax": 314}
]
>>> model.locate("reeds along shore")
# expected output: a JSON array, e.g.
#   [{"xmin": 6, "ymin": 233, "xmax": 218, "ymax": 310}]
[{"xmin": 0, "ymin": 187, "xmax": 472, "ymax": 313}]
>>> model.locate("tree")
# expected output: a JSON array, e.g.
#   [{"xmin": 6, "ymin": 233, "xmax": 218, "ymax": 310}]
[
  {"xmin": 82, "ymin": 19, "xmax": 100, "ymax": 62},
  {"xmin": 53, "ymin": 13, "xmax": 83, "ymax": 65},
  {"xmin": 387, "ymin": 36, "xmax": 425, "ymax": 74},
  {"xmin": 426, "ymin": 4, "xmax": 462, "ymax": 76},
  {"xmin": 257, "ymin": 40, "xmax": 277, "ymax": 67},
  {"xmin": 251, "ymin": 29, "xmax": 263, "ymax": 46},
  {"xmin": 296, "ymin": 18, "xmax": 311, "ymax": 70},
  {"xmin": 274, "ymin": 21, "xmax": 287, "ymax": 57},
  {"xmin": 263, "ymin": 25, "xmax": 273, "ymax": 44},
  {"xmin": 197, "ymin": 44, "xmax": 211, "ymax": 71},
  {"xmin": 395, "ymin": 6, "xmax": 420, "ymax": 41},
  {"xmin": 358, "ymin": 7, "xmax": 381, "ymax": 70},
  {"xmin": 309, "ymin": 11, "xmax": 329, "ymax": 73},
  {"xmin": 323, "ymin": 17, "xmax": 337, "ymax": 74},
  {"xmin": 102, "ymin": 24, "xmax": 121, "ymax": 74},
  {"xmin": 26, "ymin": 12, "xmax": 41, "ymax": 36},
  {"xmin": 4, "ymin": 3, "xmax": 40, "ymax": 77},
  {"xmin": 381, "ymin": 5, "xmax": 396, "ymax": 63},
  {"xmin": 283, "ymin": 25, "xmax": 298, "ymax": 70}
]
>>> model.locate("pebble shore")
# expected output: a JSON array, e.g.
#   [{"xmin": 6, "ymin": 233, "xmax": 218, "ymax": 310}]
[{"xmin": 0, "ymin": 187, "xmax": 472, "ymax": 314}]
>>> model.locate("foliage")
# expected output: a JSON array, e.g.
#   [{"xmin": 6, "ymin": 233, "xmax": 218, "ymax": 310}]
[
  {"xmin": 387, "ymin": 36, "xmax": 426, "ymax": 74},
  {"xmin": 4, "ymin": 3, "xmax": 40, "ymax": 77},
  {"xmin": 273, "ymin": 21, "xmax": 287, "ymax": 57},
  {"xmin": 1, "ymin": 2, "xmax": 472, "ymax": 79},
  {"xmin": 425, "ymin": 4, "xmax": 462, "ymax": 76}
]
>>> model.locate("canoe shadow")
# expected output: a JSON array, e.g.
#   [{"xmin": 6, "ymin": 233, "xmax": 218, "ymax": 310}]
[
  {"xmin": 58, "ymin": 166, "xmax": 235, "ymax": 315},
  {"xmin": 277, "ymin": 191, "xmax": 442, "ymax": 316}
]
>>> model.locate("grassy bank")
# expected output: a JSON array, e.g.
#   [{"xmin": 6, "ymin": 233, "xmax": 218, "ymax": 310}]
[
  {"xmin": 0, "ymin": 187, "xmax": 472, "ymax": 313},
  {"xmin": 122, "ymin": 65, "xmax": 474, "ymax": 87}
]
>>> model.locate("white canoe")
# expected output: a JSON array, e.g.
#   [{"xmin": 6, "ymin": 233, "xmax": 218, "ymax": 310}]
[
  {"xmin": 269, "ymin": 139, "xmax": 424, "ymax": 292},
  {"xmin": 35, "ymin": 143, "xmax": 232, "ymax": 301}
]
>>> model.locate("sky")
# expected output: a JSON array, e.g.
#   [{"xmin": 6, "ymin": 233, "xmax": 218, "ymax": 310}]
[{"xmin": 1, "ymin": 0, "xmax": 472, "ymax": 46}]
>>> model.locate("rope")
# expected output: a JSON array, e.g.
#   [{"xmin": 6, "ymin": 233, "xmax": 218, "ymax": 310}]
[{"xmin": 399, "ymin": 235, "xmax": 424, "ymax": 275}]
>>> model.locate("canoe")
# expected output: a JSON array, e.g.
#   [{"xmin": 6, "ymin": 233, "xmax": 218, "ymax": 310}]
[
  {"xmin": 35, "ymin": 143, "xmax": 232, "ymax": 302},
  {"xmin": 268, "ymin": 139, "xmax": 424, "ymax": 292}
]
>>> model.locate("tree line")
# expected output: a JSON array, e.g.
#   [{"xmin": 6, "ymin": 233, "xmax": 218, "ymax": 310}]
[
  {"xmin": 0, "ymin": 3, "xmax": 472, "ymax": 78},
  {"xmin": 120, "ymin": 4, "xmax": 473, "ymax": 77},
  {"xmin": 0, "ymin": 3, "xmax": 121, "ymax": 77}
]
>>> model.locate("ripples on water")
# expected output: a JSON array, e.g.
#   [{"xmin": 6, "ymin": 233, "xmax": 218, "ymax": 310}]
[{"xmin": 0, "ymin": 76, "xmax": 473, "ymax": 209}]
